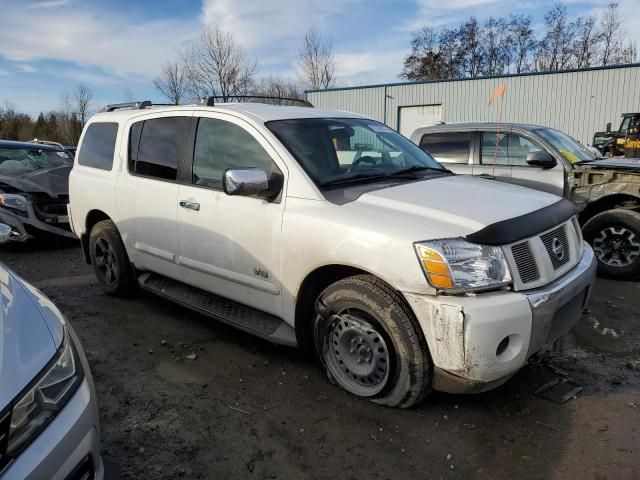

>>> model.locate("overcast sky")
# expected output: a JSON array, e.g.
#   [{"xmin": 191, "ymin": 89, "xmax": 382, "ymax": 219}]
[{"xmin": 0, "ymin": 0, "xmax": 638, "ymax": 115}]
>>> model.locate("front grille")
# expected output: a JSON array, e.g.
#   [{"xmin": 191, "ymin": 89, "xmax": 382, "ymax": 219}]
[
  {"xmin": 541, "ymin": 225, "xmax": 570, "ymax": 269},
  {"xmin": 32, "ymin": 195, "xmax": 69, "ymax": 221},
  {"xmin": 0, "ymin": 408, "xmax": 11, "ymax": 472},
  {"xmin": 511, "ymin": 241, "xmax": 540, "ymax": 283},
  {"xmin": 546, "ymin": 289, "xmax": 587, "ymax": 345}
]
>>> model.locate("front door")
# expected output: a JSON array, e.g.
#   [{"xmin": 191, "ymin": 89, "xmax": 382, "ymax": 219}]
[
  {"xmin": 176, "ymin": 114, "xmax": 286, "ymax": 317},
  {"xmin": 476, "ymin": 131, "xmax": 565, "ymax": 196}
]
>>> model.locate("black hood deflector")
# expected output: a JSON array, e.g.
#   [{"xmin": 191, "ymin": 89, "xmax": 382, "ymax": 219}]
[{"xmin": 466, "ymin": 199, "xmax": 576, "ymax": 246}]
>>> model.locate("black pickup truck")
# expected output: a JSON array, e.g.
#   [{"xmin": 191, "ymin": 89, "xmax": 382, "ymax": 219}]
[{"xmin": 593, "ymin": 113, "xmax": 640, "ymax": 157}]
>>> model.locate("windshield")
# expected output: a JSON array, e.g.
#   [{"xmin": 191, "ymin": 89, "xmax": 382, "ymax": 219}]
[
  {"xmin": 0, "ymin": 148, "xmax": 71, "ymax": 175},
  {"xmin": 534, "ymin": 128, "xmax": 596, "ymax": 163},
  {"xmin": 266, "ymin": 118, "xmax": 447, "ymax": 187}
]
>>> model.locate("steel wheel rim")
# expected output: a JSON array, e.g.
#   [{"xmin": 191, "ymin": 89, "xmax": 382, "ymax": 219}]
[
  {"xmin": 323, "ymin": 310, "xmax": 390, "ymax": 397},
  {"xmin": 593, "ymin": 226, "xmax": 640, "ymax": 267},
  {"xmin": 94, "ymin": 237, "xmax": 119, "ymax": 285}
]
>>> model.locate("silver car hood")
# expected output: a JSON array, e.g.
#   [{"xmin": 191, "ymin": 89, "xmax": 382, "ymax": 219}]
[{"xmin": 0, "ymin": 265, "xmax": 63, "ymax": 411}]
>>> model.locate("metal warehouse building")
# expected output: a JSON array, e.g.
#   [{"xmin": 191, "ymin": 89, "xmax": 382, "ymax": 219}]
[{"xmin": 306, "ymin": 63, "xmax": 640, "ymax": 146}]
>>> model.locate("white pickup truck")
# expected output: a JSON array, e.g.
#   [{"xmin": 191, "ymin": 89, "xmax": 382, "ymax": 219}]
[{"xmin": 68, "ymin": 99, "xmax": 596, "ymax": 408}]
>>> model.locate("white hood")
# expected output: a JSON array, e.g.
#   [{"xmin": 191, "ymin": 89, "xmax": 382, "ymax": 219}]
[{"xmin": 348, "ymin": 174, "xmax": 560, "ymax": 240}]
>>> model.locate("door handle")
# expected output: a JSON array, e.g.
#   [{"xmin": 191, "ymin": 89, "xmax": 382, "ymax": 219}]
[{"xmin": 179, "ymin": 200, "xmax": 200, "ymax": 211}]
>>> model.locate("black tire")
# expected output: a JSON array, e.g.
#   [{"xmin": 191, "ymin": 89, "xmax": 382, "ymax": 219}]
[
  {"xmin": 313, "ymin": 274, "xmax": 431, "ymax": 408},
  {"xmin": 583, "ymin": 208, "xmax": 640, "ymax": 280},
  {"xmin": 89, "ymin": 220, "xmax": 137, "ymax": 296}
]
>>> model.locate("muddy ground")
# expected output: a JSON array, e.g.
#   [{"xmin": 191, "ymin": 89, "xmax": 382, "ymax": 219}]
[{"xmin": 2, "ymin": 240, "xmax": 639, "ymax": 480}]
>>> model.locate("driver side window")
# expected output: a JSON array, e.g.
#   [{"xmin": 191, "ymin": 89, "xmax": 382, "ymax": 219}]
[
  {"xmin": 192, "ymin": 118, "xmax": 278, "ymax": 189},
  {"xmin": 480, "ymin": 132, "xmax": 544, "ymax": 167}
]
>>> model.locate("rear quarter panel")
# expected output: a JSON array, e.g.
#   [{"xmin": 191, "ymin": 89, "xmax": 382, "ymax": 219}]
[{"xmin": 69, "ymin": 120, "xmax": 124, "ymax": 238}]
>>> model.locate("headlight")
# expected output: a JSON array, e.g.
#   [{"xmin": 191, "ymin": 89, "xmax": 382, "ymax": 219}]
[
  {"xmin": 0, "ymin": 194, "xmax": 28, "ymax": 212},
  {"xmin": 415, "ymin": 238, "xmax": 512, "ymax": 292},
  {"xmin": 7, "ymin": 330, "xmax": 84, "ymax": 457}
]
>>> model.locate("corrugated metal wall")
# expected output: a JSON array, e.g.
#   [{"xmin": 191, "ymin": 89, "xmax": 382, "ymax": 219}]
[{"xmin": 307, "ymin": 64, "xmax": 640, "ymax": 145}]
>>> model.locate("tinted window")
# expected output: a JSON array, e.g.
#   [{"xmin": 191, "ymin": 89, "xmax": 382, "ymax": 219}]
[
  {"xmin": 77, "ymin": 122, "xmax": 118, "ymax": 170},
  {"xmin": 132, "ymin": 117, "xmax": 190, "ymax": 181},
  {"xmin": 481, "ymin": 132, "xmax": 544, "ymax": 166},
  {"xmin": 193, "ymin": 118, "xmax": 276, "ymax": 189},
  {"xmin": 419, "ymin": 132, "xmax": 470, "ymax": 164}
]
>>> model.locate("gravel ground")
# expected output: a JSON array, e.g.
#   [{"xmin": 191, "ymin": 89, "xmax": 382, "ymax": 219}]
[{"xmin": 2, "ymin": 239, "xmax": 639, "ymax": 480}]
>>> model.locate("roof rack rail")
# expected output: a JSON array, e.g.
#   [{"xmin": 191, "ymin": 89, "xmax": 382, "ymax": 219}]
[
  {"xmin": 101, "ymin": 101, "xmax": 153, "ymax": 112},
  {"xmin": 31, "ymin": 139, "xmax": 65, "ymax": 149},
  {"xmin": 198, "ymin": 95, "xmax": 314, "ymax": 108}
]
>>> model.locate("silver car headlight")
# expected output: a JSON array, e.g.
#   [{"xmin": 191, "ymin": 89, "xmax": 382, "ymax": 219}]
[
  {"xmin": 0, "ymin": 194, "xmax": 28, "ymax": 212},
  {"xmin": 7, "ymin": 330, "xmax": 84, "ymax": 457},
  {"xmin": 414, "ymin": 238, "xmax": 512, "ymax": 292}
]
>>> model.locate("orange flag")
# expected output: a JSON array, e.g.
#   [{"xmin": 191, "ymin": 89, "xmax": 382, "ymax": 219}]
[{"xmin": 488, "ymin": 84, "xmax": 506, "ymax": 105}]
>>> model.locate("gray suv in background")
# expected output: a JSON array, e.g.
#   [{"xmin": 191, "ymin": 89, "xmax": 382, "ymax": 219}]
[
  {"xmin": 0, "ymin": 223, "xmax": 103, "ymax": 479},
  {"xmin": 411, "ymin": 123, "xmax": 640, "ymax": 280}
]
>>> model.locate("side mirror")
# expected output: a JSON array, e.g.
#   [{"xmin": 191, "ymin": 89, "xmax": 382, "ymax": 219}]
[
  {"xmin": 606, "ymin": 122, "xmax": 612, "ymax": 133},
  {"xmin": 0, "ymin": 224, "xmax": 11, "ymax": 244},
  {"xmin": 526, "ymin": 150, "xmax": 557, "ymax": 169},
  {"xmin": 223, "ymin": 168, "xmax": 277, "ymax": 198}
]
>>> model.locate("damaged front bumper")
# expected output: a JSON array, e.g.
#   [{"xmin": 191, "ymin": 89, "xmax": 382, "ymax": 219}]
[
  {"xmin": 0, "ymin": 202, "xmax": 77, "ymax": 241},
  {"xmin": 404, "ymin": 243, "xmax": 597, "ymax": 394}
]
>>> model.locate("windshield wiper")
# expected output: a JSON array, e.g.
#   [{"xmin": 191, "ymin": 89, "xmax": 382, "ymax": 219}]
[
  {"xmin": 320, "ymin": 173, "xmax": 397, "ymax": 188},
  {"xmin": 390, "ymin": 165, "xmax": 453, "ymax": 175}
]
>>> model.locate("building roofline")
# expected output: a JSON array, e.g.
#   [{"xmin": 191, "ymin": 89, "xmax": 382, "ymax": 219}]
[{"xmin": 304, "ymin": 62, "xmax": 640, "ymax": 95}]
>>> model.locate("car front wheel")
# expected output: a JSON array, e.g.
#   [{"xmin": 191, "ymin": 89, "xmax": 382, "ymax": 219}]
[
  {"xmin": 583, "ymin": 208, "xmax": 640, "ymax": 280},
  {"xmin": 314, "ymin": 275, "xmax": 431, "ymax": 408}
]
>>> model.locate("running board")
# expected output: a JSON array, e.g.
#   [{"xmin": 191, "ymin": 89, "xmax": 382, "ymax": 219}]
[{"xmin": 138, "ymin": 272, "xmax": 297, "ymax": 347}]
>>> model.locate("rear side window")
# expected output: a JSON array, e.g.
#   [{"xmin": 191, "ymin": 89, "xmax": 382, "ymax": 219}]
[
  {"xmin": 192, "ymin": 118, "xmax": 277, "ymax": 189},
  {"xmin": 77, "ymin": 122, "xmax": 118, "ymax": 170},
  {"xmin": 129, "ymin": 117, "xmax": 190, "ymax": 181},
  {"xmin": 419, "ymin": 132, "xmax": 470, "ymax": 164}
]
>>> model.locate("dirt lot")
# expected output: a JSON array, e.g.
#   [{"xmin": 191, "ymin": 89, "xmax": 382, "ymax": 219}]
[{"xmin": 2, "ymin": 240, "xmax": 639, "ymax": 480}]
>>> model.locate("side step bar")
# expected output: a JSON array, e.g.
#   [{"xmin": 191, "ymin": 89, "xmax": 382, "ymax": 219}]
[{"xmin": 138, "ymin": 272, "xmax": 297, "ymax": 347}]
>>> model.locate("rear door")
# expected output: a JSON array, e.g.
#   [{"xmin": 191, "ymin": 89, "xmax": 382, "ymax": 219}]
[
  {"xmin": 417, "ymin": 131, "xmax": 473, "ymax": 175},
  {"xmin": 116, "ymin": 113, "xmax": 191, "ymax": 280},
  {"xmin": 176, "ymin": 113, "xmax": 286, "ymax": 317}
]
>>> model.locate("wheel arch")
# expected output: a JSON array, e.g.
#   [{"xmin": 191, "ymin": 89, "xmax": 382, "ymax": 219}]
[
  {"xmin": 579, "ymin": 193, "xmax": 640, "ymax": 225},
  {"xmin": 294, "ymin": 264, "xmax": 409, "ymax": 351}
]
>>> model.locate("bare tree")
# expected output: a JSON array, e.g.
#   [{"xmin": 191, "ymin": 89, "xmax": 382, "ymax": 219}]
[
  {"xmin": 599, "ymin": 2, "xmax": 621, "ymax": 66},
  {"xmin": 72, "ymin": 83, "xmax": 93, "ymax": 126},
  {"xmin": 182, "ymin": 27, "xmax": 257, "ymax": 101},
  {"xmin": 482, "ymin": 17, "xmax": 511, "ymax": 76},
  {"xmin": 573, "ymin": 15, "xmax": 598, "ymax": 68},
  {"xmin": 252, "ymin": 77, "xmax": 303, "ymax": 103},
  {"xmin": 535, "ymin": 2, "xmax": 576, "ymax": 71},
  {"xmin": 153, "ymin": 61, "xmax": 188, "ymax": 105},
  {"xmin": 458, "ymin": 18, "xmax": 485, "ymax": 77},
  {"xmin": 508, "ymin": 15, "xmax": 536, "ymax": 73},
  {"xmin": 297, "ymin": 29, "xmax": 336, "ymax": 90}
]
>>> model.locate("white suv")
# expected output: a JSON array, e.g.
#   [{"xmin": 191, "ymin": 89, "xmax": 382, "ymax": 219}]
[{"xmin": 69, "ymin": 99, "xmax": 597, "ymax": 408}]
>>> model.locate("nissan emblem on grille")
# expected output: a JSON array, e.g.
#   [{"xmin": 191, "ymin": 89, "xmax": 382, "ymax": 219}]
[{"xmin": 551, "ymin": 237, "xmax": 565, "ymax": 261}]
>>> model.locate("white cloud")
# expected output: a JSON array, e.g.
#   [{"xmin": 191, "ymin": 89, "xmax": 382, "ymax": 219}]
[
  {"xmin": 17, "ymin": 64, "xmax": 37, "ymax": 73},
  {"xmin": 28, "ymin": 0, "xmax": 72, "ymax": 9},
  {"xmin": 200, "ymin": 0, "xmax": 363, "ymax": 49},
  {"xmin": 0, "ymin": 3, "xmax": 198, "ymax": 78},
  {"xmin": 334, "ymin": 49, "xmax": 406, "ymax": 85}
]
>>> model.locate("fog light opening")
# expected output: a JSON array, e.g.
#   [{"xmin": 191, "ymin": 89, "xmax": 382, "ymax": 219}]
[{"xmin": 496, "ymin": 336, "xmax": 510, "ymax": 356}]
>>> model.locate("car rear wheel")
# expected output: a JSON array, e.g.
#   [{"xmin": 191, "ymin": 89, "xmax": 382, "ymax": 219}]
[
  {"xmin": 89, "ymin": 220, "xmax": 137, "ymax": 296},
  {"xmin": 314, "ymin": 275, "xmax": 431, "ymax": 408},
  {"xmin": 583, "ymin": 209, "xmax": 640, "ymax": 280}
]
